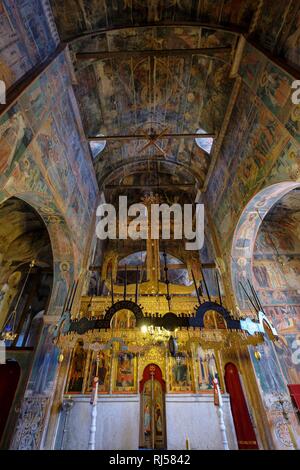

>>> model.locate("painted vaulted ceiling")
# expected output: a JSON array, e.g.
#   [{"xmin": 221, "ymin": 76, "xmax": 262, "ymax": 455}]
[{"xmin": 49, "ymin": 1, "xmax": 300, "ymax": 202}]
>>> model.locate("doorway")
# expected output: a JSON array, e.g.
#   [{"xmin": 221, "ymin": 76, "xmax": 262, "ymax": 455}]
[
  {"xmin": 139, "ymin": 364, "xmax": 166, "ymax": 449},
  {"xmin": 225, "ymin": 362, "xmax": 259, "ymax": 449}
]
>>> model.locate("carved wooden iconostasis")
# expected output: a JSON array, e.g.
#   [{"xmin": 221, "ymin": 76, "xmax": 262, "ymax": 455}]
[
  {"xmin": 52, "ymin": 192, "xmax": 282, "ymax": 452},
  {"xmin": 63, "ymin": 292, "xmax": 226, "ymax": 396},
  {"xmin": 65, "ymin": 338, "xmax": 220, "ymax": 397}
]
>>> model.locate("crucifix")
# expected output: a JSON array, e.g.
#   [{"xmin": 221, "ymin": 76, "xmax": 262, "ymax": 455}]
[{"xmin": 141, "ymin": 194, "xmax": 161, "ymax": 292}]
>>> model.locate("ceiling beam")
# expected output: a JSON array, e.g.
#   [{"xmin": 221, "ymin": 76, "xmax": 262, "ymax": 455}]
[
  {"xmin": 67, "ymin": 22, "xmax": 299, "ymax": 80},
  {"xmin": 88, "ymin": 132, "xmax": 215, "ymax": 142},
  {"xmin": 104, "ymin": 183, "xmax": 195, "ymax": 190},
  {"xmin": 67, "ymin": 22, "xmax": 243, "ymax": 45},
  {"xmin": 76, "ymin": 46, "xmax": 232, "ymax": 62}
]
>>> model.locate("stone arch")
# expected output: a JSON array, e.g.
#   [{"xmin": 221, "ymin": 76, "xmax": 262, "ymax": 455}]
[{"xmin": 231, "ymin": 182, "xmax": 300, "ymax": 310}]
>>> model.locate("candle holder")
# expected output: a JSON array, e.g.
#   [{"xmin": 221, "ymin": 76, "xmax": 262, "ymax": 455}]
[{"xmin": 61, "ymin": 397, "xmax": 74, "ymax": 450}]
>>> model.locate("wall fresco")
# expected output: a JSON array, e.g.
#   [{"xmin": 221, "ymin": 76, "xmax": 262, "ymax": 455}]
[
  {"xmin": 207, "ymin": 44, "xmax": 299, "ymax": 252},
  {"xmin": 0, "ymin": 43, "xmax": 98, "ymax": 449},
  {"xmin": 251, "ymin": 191, "xmax": 300, "ymax": 410},
  {"xmin": 0, "ymin": 50, "xmax": 98, "ymax": 302},
  {"xmin": 252, "ymin": 0, "xmax": 300, "ymax": 69}
]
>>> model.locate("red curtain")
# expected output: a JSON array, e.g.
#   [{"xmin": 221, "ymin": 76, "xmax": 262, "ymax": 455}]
[
  {"xmin": 225, "ymin": 362, "xmax": 259, "ymax": 450},
  {"xmin": 0, "ymin": 361, "xmax": 20, "ymax": 442},
  {"xmin": 288, "ymin": 384, "xmax": 300, "ymax": 411}
]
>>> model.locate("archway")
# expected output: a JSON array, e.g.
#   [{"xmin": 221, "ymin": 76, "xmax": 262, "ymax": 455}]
[
  {"xmin": 0, "ymin": 197, "xmax": 53, "ymax": 346},
  {"xmin": 231, "ymin": 183, "xmax": 300, "ymax": 380},
  {"xmin": 231, "ymin": 182, "xmax": 300, "ymax": 311},
  {"xmin": 139, "ymin": 364, "xmax": 166, "ymax": 450},
  {"xmin": 252, "ymin": 188, "xmax": 300, "ymax": 376},
  {"xmin": 231, "ymin": 183, "xmax": 300, "ymax": 448},
  {"xmin": 224, "ymin": 363, "xmax": 258, "ymax": 450},
  {"xmin": 0, "ymin": 361, "xmax": 20, "ymax": 443},
  {"xmin": 0, "ymin": 191, "xmax": 76, "ymax": 319}
]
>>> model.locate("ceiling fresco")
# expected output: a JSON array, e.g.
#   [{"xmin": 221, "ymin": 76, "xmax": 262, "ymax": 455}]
[
  {"xmin": 49, "ymin": 1, "xmax": 257, "ymax": 39},
  {"xmin": 55, "ymin": 23, "xmax": 237, "ymax": 194},
  {"xmin": 50, "ymin": 1, "xmax": 300, "ymax": 68},
  {"xmin": 48, "ymin": 1, "xmax": 300, "ymax": 200},
  {"xmin": 255, "ymin": 189, "xmax": 300, "ymax": 257},
  {"xmin": 103, "ymin": 159, "xmax": 198, "ymax": 205}
]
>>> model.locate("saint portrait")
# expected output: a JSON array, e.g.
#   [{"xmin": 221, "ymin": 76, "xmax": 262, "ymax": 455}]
[
  {"xmin": 110, "ymin": 309, "xmax": 136, "ymax": 329},
  {"xmin": 67, "ymin": 341, "xmax": 87, "ymax": 393},
  {"xmin": 203, "ymin": 310, "xmax": 226, "ymax": 329},
  {"xmin": 86, "ymin": 350, "xmax": 111, "ymax": 393},
  {"xmin": 169, "ymin": 353, "xmax": 192, "ymax": 392},
  {"xmin": 114, "ymin": 352, "xmax": 136, "ymax": 392},
  {"xmin": 140, "ymin": 378, "xmax": 165, "ymax": 449},
  {"xmin": 194, "ymin": 345, "xmax": 219, "ymax": 391}
]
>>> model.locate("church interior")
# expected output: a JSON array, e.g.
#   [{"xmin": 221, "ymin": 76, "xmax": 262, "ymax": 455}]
[{"xmin": 0, "ymin": 0, "xmax": 300, "ymax": 451}]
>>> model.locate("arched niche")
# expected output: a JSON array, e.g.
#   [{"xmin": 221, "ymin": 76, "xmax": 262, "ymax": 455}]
[
  {"xmin": 231, "ymin": 182, "xmax": 300, "ymax": 401},
  {"xmin": 0, "ymin": 193, "xmax": 75, "ymax": 318},
  {"xmin": 0, "ymin": 197, "xmax": 54, "ymax": 346},
  {"xmin": 251, "ymin": 189, "xmax": 300, "ymax": 385},
  {"xmin": 252, "ymin": 189, "xmax": 300, "ymax": 310},
  {"xmin": 231, "ymin": 182, "xmax": 300, "ymax": 311}
]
